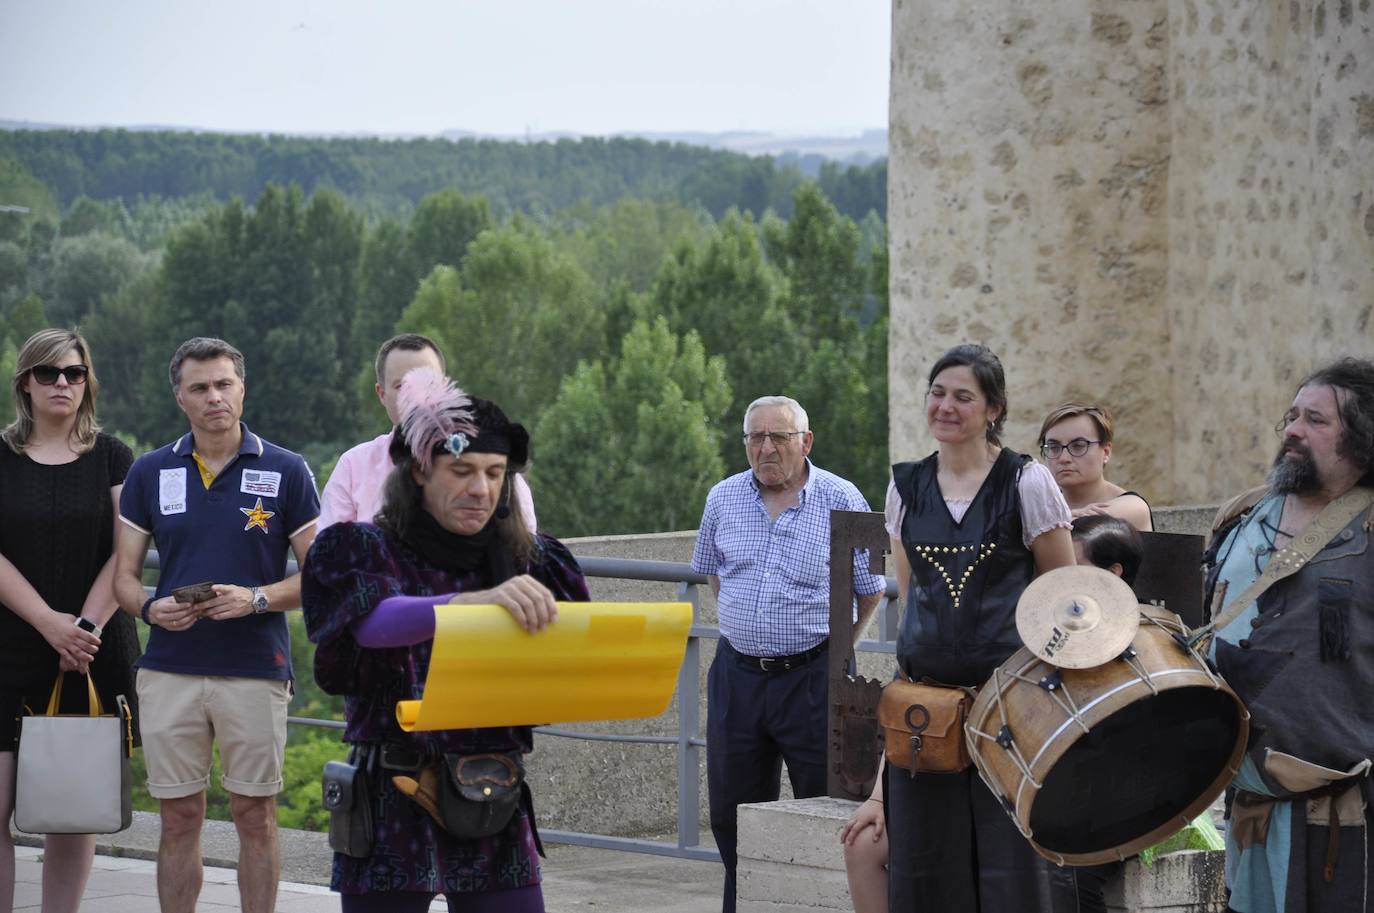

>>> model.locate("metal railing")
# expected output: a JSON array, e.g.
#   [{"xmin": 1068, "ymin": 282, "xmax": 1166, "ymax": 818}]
[{"xmin": 143, "ymin": 550, "xmax": 899, "ymax": 863}]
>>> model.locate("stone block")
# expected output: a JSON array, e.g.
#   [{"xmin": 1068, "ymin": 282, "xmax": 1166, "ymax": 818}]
[
  {"xmin": 737, "ymin": 858, "xmax": 851, "ymax": 910},
  {"xmin": 737, "ymin": 800, "xmax": 1228, "ymax": 913},
  {"xmin": 737, "ymin": 799, "xmax": 855, "ymax": 912},
  {"xmin": 1105, "ymin": 850, "xmax": 1227, "ymax": 912},
  {"xmin": 1153, "ymin": 505, "xmax": 1216, "ymax": 537},
  {"xmin": 738, "ymin": 798, "xmax": 853, "ymax": 870}
]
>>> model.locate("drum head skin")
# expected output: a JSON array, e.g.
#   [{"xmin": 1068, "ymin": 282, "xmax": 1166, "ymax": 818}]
[
  {"xmin": 1016, "ymin": 566, "xmax": 1140, "ymax": 668},
  {"xmin": 1028, "ymin": 686, "xmax": 1241, "ymax": 857}
]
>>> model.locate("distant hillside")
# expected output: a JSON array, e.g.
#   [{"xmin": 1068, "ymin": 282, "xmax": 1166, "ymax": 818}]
[
  {"xmin": 0, "ymin": 127, "xmax": 886, "ymax": 221},
  {"xmin": 0, "ymin": 119, "xmax": 887, "ymax": 165}
]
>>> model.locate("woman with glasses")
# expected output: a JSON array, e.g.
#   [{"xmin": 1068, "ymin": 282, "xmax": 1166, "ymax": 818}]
[
  {"xmin": 1038, "ymin": 402, "xmax": 1153, "ymax": 531},
  {"xmin": 0, "ymin": 328, "xmax": 139, "ymax": 913},
  {"xmin": 843, "ymin": 344, "xmax": 1077, "ymax": 912}
]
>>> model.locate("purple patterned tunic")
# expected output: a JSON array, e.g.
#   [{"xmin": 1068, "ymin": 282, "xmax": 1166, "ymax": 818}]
[{"xmin": 301, "ymin": 521, "xmax": 590, "ymax": 897}]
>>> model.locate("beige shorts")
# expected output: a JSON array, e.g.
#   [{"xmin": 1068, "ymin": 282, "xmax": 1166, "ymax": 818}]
[{"xmin": 136, "ymin": 669, "xmax": 290, "ymax": 799}]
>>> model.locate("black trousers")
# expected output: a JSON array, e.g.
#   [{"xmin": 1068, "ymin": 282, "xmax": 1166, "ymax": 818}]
[
  {"xmin": 885, "ymin": 765, "xmax": 1080, "ymax": 913},
  {"xmin": 707, "ymin": 638, "xmax": 828, "ymax": 913}
]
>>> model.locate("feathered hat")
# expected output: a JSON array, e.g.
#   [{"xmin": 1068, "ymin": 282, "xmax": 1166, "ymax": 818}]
[{"xmin": 390, "ymin": 368, "xmax": 530, "ymax": 471}]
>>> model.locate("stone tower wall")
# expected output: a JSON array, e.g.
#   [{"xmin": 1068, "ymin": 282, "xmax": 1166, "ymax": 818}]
[
  {"xmin": 889, "ymin": 0, "xmax": 1374, "ymax": 503},
  {"xmin": 1165, "ymin": 0, "xmax": 1374, "ymax": 501}
]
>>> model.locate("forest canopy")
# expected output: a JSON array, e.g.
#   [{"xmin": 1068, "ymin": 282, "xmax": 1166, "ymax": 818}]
[{"xmin": 0, "ymin": 129, "xmax": 889, "ymax": 831}]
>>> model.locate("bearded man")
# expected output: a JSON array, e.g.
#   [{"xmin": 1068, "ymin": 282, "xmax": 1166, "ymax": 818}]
[{"xmin": 1204, "ymin": 356, "xmax": 1374, "ymax": 913}]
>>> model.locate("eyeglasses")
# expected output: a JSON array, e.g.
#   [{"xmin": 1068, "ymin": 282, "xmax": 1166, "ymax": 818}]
[
  {"xmin": 743, "ymin": 431, "xmax": 803, "ymax": 447},
  {"xmin": 29, "ymin": 364, "xmax": 89, "ymax": 386},
  {"xmin": 1040, "ymin": 438, "xmax": 1101, "ymax": 459}
]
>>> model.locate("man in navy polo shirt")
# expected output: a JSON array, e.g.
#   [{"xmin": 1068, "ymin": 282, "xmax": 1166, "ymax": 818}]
[
  {"xmin": 113, "ymin": 337, "xmax": 318, "ymax": 913},
  {"xmin": 691, "ymin": 395, "xmax": 885, "ymax": 913}
]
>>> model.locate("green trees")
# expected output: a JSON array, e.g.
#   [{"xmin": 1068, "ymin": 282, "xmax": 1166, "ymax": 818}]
[
  {"xmin": 399, "ymin": 224, "xmax": 606, "ymax": 428},
  {"xmin": 124, "ymin": 185, "xmax": 364, "ymax": 448},
  {"xmin": 0, "ymin": 141, "xmax": 893, "ymax": 833},
  {"xmin": 47, "ymin": 234, "xmax": 152, "ymax": 326},
  {"xmin": 0, "ymin": 130, "xmax": 888, "ymax": 224},
  {"xmin": 0, "ymin": 158, "xmax": 59, "ymax": 242},
  {"xmin": 533, "ymin": 318, "xmax": 731, "ymax": 536},
  {"xmin": 0, "ymin": 157, "xmax": 889, "ymax": 525},
  {"xmin": 648, "ymin": 186, "xmax": 889, "ymax": 507}
]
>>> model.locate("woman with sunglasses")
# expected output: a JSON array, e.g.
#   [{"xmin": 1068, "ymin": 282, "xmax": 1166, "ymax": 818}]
[
  {"xmin": 0, "ymin": 328, "xmax": 139, "ymax": 913},
  {"xmin": 1037, "ymin": 402, "xmax": 1153, "ymax": 531},
  {"xmin": 843, "ymin": 344, "xmax": 1077, "ymax": 912}
]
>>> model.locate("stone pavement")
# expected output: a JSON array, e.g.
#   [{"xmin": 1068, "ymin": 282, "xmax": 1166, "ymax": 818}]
[{"xmin": 11, "ymin": 823, "xmax": 722, "ymax": 912}]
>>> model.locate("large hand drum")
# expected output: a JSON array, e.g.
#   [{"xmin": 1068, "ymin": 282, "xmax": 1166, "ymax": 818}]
[{"xmin": 965, "ymin": 572, "xmax": 1248, "ymax": 866}]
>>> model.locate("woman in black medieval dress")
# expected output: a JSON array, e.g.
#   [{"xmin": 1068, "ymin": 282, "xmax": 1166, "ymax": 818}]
[{"xmin": 843, "ymin": 344, "xmax": 1077, "ymax": 912}]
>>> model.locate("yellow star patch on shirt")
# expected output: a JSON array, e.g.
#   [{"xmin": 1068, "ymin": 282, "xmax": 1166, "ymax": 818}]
[{"xmin": 240, "ymin": 497, "xmax": 274, "ymax": 533}]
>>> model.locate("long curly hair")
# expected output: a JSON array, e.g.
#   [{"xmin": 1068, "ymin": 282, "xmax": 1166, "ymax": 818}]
[
  {"xmin": 375, "ymin": 369, "xmax": 535, "ymax": 565},
  {"xmin": 1300, "ymin": 356, "xmax": 1374, "ymax": 485}
]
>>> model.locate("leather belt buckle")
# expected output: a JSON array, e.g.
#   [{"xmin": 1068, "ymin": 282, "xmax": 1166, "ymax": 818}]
[
  {"xmin": 380, "ymin": 744, "xmax": 424, "ymax": 772},
  {"xmin": 749, "ymin": 640, "xmax": 826, "ymax": 673}
]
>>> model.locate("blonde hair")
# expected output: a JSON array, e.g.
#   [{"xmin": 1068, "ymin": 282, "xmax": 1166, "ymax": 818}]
[
  {"xmin": 3, "ymin": 328, "xmax": 102, "ymax": 455},
  {"xmin": 1038, "ymin": 401, "xmax": 1115, "ymax": 447}
]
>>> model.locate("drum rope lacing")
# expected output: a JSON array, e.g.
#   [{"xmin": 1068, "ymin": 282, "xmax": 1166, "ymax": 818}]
[{"xmin": 964, "ymin": 611, "xmax": 1225, "ymax": 814}]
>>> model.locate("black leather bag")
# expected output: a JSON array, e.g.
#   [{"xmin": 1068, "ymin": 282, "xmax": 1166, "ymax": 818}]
[
  {"xmin": 437, "ymin": 752, "xmax": 522, "ymax": 838},
  {"xmin": 322, "ymin": 745, "xmax": 375, "ymax": 858}
]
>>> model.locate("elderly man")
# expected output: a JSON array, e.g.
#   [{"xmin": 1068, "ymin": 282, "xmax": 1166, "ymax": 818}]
[
  {"xmin": 692, "ymin": 395, "xmax": 885, "ymax": 913},
  {"xmin": 113, "ymin": 338, "xmax": 319, "ymax": 913},
  {"xmin": 319, "ymin": 332, "xmax": 536, "ymax": 531},
  {"xmin": 1205, "ymin": 356, "xmax": 1374, "ymax": 913}
]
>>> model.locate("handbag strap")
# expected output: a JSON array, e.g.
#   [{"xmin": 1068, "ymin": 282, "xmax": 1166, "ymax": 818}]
[
  {"xmin": 117, "ymin": 695, "xmax": 133, "ymax": 757},
  {"xmin": 42, "ymin": 673, "xmax": 104, "ymax": 718},
  {"xmin": 1200, "ymin": 486, "xmax": 1374, "ymax": 643}
]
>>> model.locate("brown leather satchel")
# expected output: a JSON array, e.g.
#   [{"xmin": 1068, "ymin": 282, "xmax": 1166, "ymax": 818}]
[{"xmin": 878, "ymin": 679, "xmax": 975, "ymax": 775}]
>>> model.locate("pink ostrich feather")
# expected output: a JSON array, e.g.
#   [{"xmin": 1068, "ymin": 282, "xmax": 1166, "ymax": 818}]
[{"xmin": 396, "ymin": 368, "xmax": 477, "ymax": 473}]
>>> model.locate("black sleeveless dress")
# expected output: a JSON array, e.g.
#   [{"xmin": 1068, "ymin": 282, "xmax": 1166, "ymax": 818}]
[{"xmin": 886, "ymin": 449, "xmax": 1075, "ymax": 912}]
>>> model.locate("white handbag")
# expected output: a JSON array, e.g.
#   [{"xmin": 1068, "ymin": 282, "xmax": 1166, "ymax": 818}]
[{"xmin": 14, "ymin": 673, "xmax": 133, "ymax": 835}]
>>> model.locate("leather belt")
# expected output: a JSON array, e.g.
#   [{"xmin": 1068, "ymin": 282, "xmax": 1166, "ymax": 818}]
[
  {"xmin": 735, "ymin": 639, "xmax": 828, "ymax": 673},
  {"xmin": 379, "ymin": 743, "xmax": 425, "ymax": 773}
]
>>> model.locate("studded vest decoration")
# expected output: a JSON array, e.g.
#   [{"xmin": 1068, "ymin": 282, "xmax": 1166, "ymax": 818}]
[{"xmin": 894, "ymin": 449, "xmax": 1036, "ymax": 688}]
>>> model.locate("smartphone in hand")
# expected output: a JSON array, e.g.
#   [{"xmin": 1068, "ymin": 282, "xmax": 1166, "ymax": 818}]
[{"xmin": 171, "ymin": 582, "xmax": 216, "ymax": 606}]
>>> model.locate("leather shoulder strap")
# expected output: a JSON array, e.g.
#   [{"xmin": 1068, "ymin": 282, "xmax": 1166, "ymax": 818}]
[
  {"xmin": 1201, "ymin": 486, "xmax": 1374, "ymax": 641},
  {"xmin": 1211, "ymin": 485, "xmax": 1269, "ymax": 536}
]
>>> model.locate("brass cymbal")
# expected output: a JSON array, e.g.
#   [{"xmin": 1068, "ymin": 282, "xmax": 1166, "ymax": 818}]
[{"xmin": 1015, "ymin": 566, "xmax": 1140, "ymax": 669}]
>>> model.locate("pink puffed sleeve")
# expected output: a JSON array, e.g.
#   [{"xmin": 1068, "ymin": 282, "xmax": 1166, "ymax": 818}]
[
  {"xmin": 1017, "ymin": 461, "xmax": 1073, "ymax": 549},
  {"xmin": 884, "ymin": 477, "xmax": 904, "ymax": 540}
]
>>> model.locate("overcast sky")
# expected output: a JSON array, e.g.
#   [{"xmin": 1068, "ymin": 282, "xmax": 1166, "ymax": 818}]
[{"xmin": 0, "ymin": 0, "xmax": 890, "ymax": 137}]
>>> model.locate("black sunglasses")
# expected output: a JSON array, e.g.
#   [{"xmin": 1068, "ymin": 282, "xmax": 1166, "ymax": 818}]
[{"xmin": 30, "ymin": 364, "xmax": 89, "ymax": 385}]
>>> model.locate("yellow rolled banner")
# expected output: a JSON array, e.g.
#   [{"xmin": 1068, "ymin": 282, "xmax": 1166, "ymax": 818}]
[{"xmin": 396, "ymin": 601, "xmax": 693, "ymax": 731}]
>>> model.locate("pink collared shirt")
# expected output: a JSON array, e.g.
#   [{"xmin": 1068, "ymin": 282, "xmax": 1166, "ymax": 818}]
[{"xmin": 318, "ymin": 432, "xmax": 538, "ymax": 532}]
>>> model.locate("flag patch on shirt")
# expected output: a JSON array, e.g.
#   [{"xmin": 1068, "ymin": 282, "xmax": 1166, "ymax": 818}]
[{"xmin": 241, "ymin": 469, "xmax": 282, "ymax": 497}]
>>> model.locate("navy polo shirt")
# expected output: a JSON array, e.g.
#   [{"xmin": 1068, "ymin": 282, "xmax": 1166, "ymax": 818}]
[{"xmin": 119, "ymin": 423, "xmax": 320, "ymax": 680}]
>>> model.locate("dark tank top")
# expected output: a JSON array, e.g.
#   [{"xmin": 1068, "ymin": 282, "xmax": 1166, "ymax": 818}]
[{"xmin": 893, "ymin": 448, "xmax": 1036, "ymax": 687}]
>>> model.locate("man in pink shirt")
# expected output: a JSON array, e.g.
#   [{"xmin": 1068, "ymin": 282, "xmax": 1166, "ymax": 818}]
[{"xmin": 319, "ymin": 333, "xmax": 537, "ymax": 531}]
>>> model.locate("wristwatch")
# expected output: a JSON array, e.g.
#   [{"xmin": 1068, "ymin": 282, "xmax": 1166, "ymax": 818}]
[
  {"xmin": 249, "ymin": 587, "xmax": 269, "ymax": 614},
  {"xmin": 74, "ymin": 616, "xmax": 102, "ymax": 636}
]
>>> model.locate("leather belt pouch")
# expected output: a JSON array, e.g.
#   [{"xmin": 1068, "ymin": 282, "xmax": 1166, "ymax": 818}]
[
  {"xmin": 322, "ymin": 746, "xmax": 375, "ymax": 858},
  {"xmin": 879, "ymin": 679, "xmax": 974, "ymax": 775},
  {"xmin": 438, "ymin": 752, "xmax": 523, "ymax": 839}
]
